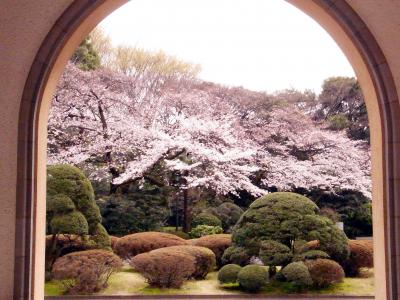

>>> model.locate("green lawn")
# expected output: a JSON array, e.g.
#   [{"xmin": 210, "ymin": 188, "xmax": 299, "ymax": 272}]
[{"xmin": 45, "ymin": 266, "xmax": 374, "ymax": 296}]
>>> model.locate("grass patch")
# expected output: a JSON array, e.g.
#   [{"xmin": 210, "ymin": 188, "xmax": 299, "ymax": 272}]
[
  {"xmin": 45, "ymin": 266, "xmax": 374, "ymax": 296},
  {"xmin": 44, "ymin": 280, "xmax": 65, "ymax": 296}
]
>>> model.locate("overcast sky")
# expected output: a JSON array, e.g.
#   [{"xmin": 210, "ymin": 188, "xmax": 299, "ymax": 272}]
[{"xmin": 99, "ymin": 0, "xmax": 355, "ymax": 93}]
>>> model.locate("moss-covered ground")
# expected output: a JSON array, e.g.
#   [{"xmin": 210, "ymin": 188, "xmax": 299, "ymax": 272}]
[{"xmin": 45, "ymin": 266, "xmax": 374, "ymax": 296}]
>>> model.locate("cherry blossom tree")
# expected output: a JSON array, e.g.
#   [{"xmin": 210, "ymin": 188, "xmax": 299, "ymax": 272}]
[{"xmin": 48, "ymin": 62, "xmax": 371, "ymax": 201}]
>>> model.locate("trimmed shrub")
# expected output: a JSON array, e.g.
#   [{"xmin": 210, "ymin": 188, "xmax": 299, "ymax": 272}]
[
  {"xmin": 293, "ymin": 250, "xmax": 330, "ymax": 262},
  {"xmin": 88, "ymin": 223, "xmax": 111, "ymax": 250},
  {"xmin": 130, "ymin": 248, "xmax": 196, "ymax": 288},
  {"xmin": 221, "ymin": 246, "xmax": 251, "ymax": 266},
  {"xmin": 51, "ymin": 249, "xmax": 122, "ymax": 294},
  {"xmin": 46, "ymin": 165, "xmax": 110, "ymax": 253},
  {"xmin": 192, "ymin": 213, "xmax": 222, "ymax": 228},
  {"xmin": 218, "ymin": 264, "xmax": 242, "ymax": 284},
  {"xmin": 304, "ymin": 258, "xmax": 345, "ymax": 288},
  {"xmin": 110, "ymin": 236, "xmax": 119, "ymax": 251},
  {"xmin": 166, "ymin": 245, "xmax": 216, "ymax": 279},
  {"xmin": 47, "ymin": 164, "xmax": 101, "ymax": 226},
  {"xmin": 50, "ymin": 211, "xmax": 89, "ymax": 235},
  {"xmin": 191, "ymin": 234, "xmax": 232, "ymax": 268},
  {"xmin": 48, "ymin": 194, "xmax": 76, "ymax": 213},
  {"xmin": 231, "ymin": 192, "xmax": 349, "ymax": 264},
  {"xmin": 259, "ymin": 240, "xmax": 292, "ymax": 267},
  {"xmin": 114, "ymin": 232, "xmax": 188, "ymax": 259},
  {"xmin": 343, "ymin": 240, "xmax": 373, "ymax": 276},
  {"xmin": 237, "ymin": 264, "xmax": 268, "ymax": 292},
  {"xmin": 189, "ymin": 225, "xmax": 223, "ymax": 238},
  {"xmin": 282, "ymin": 261, "xmax": 313, "ymax": 288}
]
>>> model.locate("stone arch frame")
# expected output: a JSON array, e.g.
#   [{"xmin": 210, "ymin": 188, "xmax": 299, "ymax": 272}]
[{"xmin": 14, "ymin": 0, "xmax": 400, "ymax": 299}]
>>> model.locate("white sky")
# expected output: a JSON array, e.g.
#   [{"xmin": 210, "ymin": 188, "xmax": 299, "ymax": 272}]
[{"xmin": 100, "ymin": 0, "xmax": 355, "ymax": 93}]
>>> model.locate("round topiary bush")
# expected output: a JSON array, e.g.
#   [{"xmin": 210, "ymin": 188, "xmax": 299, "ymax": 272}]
[
  {"xmin": 218, "ymin": 264, "xmax": 242, "ymax": 284},
  {"xmin": 304, "ymin": 258, "xmax": 345, "ymax": 288},
  {"xmin": 293, "ymin": 250, "xmax": 330, "ymax": 262},
  {"xmin": 51, "ymin": 249, "xmax": 122, "ymax": 294},
  {"xmin": 130, "ymin": 247, "xmax": 196, "ymax": 288},
  {"xmin": 221, "ymin": 246, "xmax": 251, "ymax": 266},
  {"xmin": 231, "ymin": 192, "xmax": 349, "ymax": 264},
  {"xmin": 237, "ymin": 264, "xmax": 268, "ymax": 292},
  {"xmin": 281, "ymin": 261, "xmax": 313, "ymax": 288},
  {"xmin": 189, "ymin": 225, "xmax": 223, "ymax": 238},
  {"xmin": 192, "ymin": 213, "xmax": 222, "ymax": 228},
  {"xmin": 259, "ymin": 240, "xmax": 292, "ymax": 268},
  {"xmin": 343, "ymin": 240, "xmax": 373, "ymax": 277},
  {"xmin": 191, "ymin": 234, "xmax": 232, "ymax": 268},
  {"xmin": 114, "ymin": 232, "xmax": 189, "ymax": 259},
  {"xmin": 165, "ymin": 245, "xmax": 216, "ymax": 279}
]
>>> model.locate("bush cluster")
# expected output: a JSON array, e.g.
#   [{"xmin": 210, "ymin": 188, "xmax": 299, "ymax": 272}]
[
  {"xmin": 231, "ymin": 192, "xmax": 349, "ymax": 264},
  {"xmin": 114, "ymin": 231, "xmax": 188, "ymax": 259},
  {"xmin": 189, "ymin": 225, "xmax": 223, "ymax": 238},
  {"xmin": 191, "ymin": 234, "xmax": 232, "ymax": 267},
  {"xmin": 130, "ymin": 245, "xmax": 215, "ymax": 288},
  {"xmin": 51, "ymin": 249, "xmax": 122, "ymax": 294},
  {"xmin": 218, "ymin": 264, "xmax": 242, "ymax": 284}
]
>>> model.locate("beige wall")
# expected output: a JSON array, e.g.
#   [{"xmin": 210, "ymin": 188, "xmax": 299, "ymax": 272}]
[
  {"xmin": 0, "ymin": 0, "xmax": 399, "ymax": 299},
  {"xmin": 348, "ymin": 0, "xmax": 400, "ymax": 100},
  {"xmin": 0, "ymin": 1, "xmax": 73, "ymax": 299}
]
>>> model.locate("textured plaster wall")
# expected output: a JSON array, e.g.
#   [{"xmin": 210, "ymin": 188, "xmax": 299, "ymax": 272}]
[
  {"xmin": 0, "ymin": 1, "xmax": 73, "ymax": 299},
  {"xmin": 348, "ymin": 0, "xmax": 400, "ymax": 101}
]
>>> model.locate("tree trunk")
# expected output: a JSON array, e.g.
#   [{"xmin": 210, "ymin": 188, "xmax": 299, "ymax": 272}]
[{"xmin": 182, "ymin": 189, "xmax": 191, "ymax": 233}]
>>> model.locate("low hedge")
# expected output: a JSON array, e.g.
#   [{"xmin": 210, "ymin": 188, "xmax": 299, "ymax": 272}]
[
  {"xmin": 114, "ymin": 231, "xmax": 188, "ymax": 259},
  {"xmin": 165, "ymin": 245, "xmax": 216, "ymax": 279},
  {"xmin": 51, "ymin": 249, "xmax": 122, "ymax": 294},
  {"xmin": 191, "ymin": 234, "xmax": 232, "ymax": 268}
]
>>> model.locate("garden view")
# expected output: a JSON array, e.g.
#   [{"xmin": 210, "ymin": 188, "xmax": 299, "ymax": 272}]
[{"xmin": 45, "ymin": 1, "xmax": 373, "ymax": 297}]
